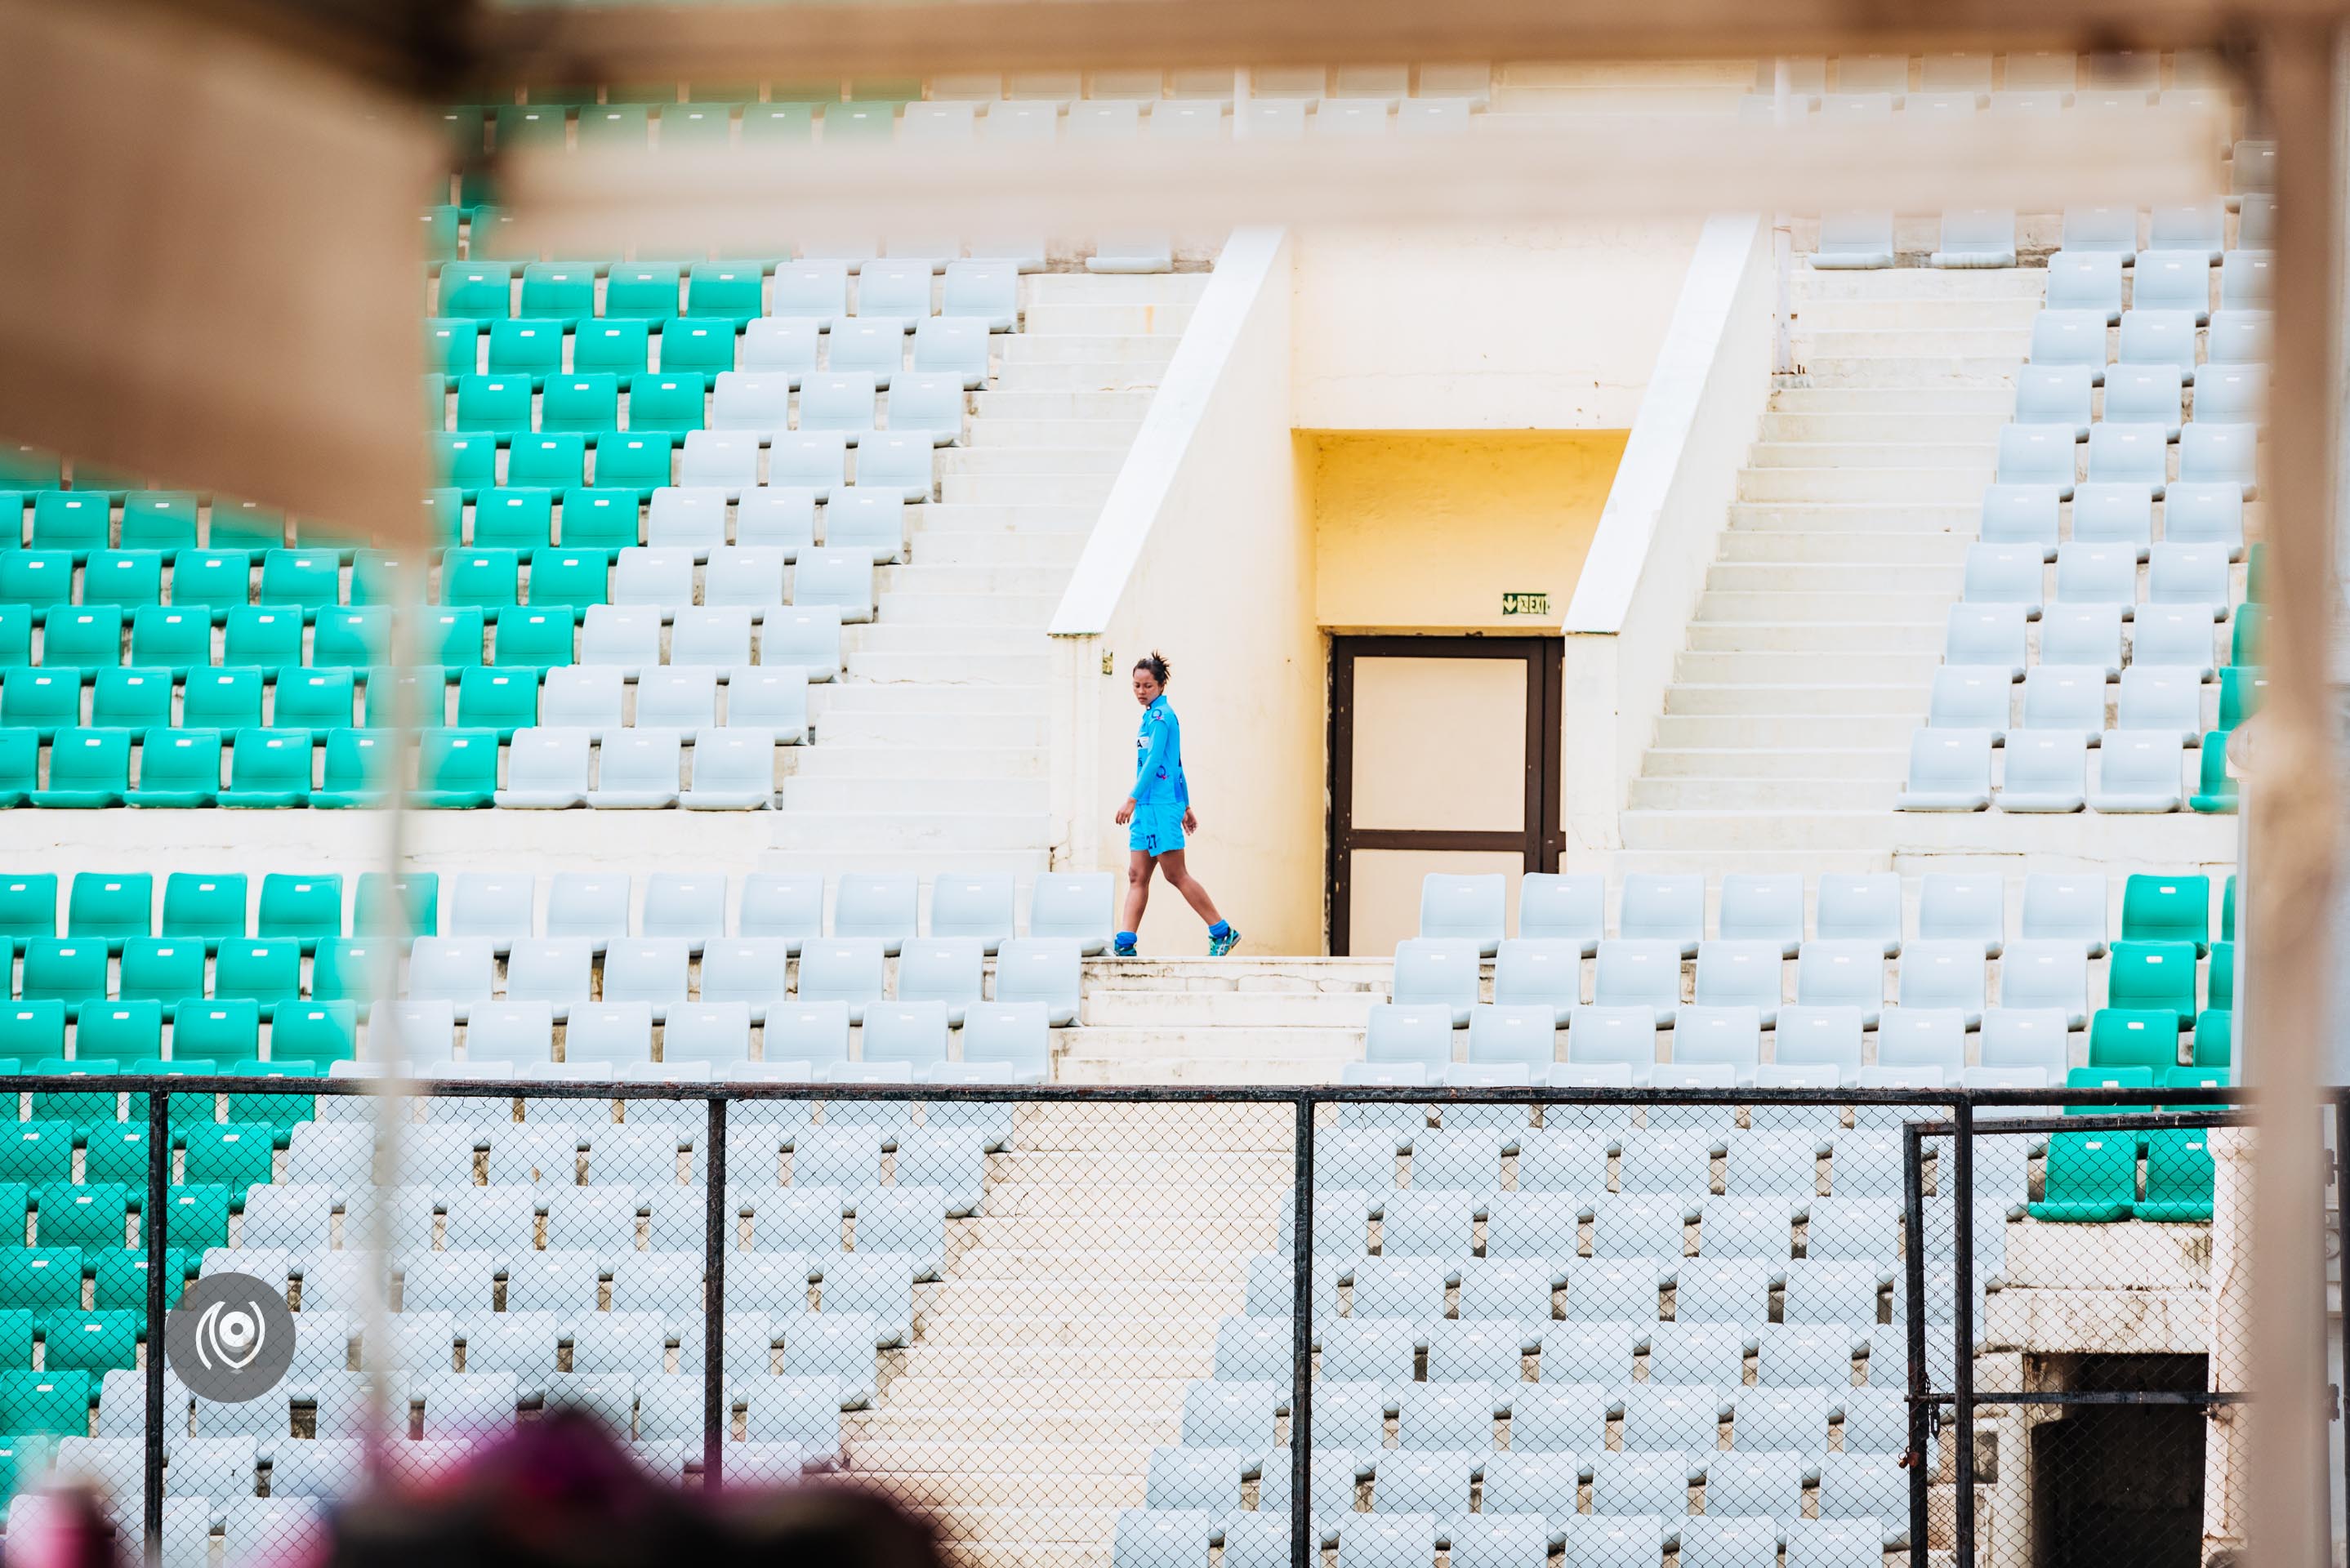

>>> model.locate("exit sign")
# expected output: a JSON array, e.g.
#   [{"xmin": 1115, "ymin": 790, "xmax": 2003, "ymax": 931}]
[{"xmin": 1501, "ymin": 590, "xmax": 1550, "ymax": 617}]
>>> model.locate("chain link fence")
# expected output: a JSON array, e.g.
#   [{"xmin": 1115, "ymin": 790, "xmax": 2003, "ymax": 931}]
[{"xmin": 0, "ymin": 1076, "xmax": 2289, "ymax": 1568}]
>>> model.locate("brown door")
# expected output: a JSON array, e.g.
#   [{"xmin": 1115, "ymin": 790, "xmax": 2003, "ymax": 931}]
[{"xmin": 1328, "ymin": 635, "xmax": 1563, "ymax": 956}]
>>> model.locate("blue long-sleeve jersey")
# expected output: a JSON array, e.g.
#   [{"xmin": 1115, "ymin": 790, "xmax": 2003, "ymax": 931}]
[{"xmin": 1132, "ymin": 694, "xmax": 1189, "ymax": 807}]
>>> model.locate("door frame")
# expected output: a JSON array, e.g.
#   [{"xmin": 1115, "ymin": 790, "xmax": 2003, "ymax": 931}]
[{"xmin": 1327, "ymin": 634, "xmax": 1565, "ymax": 956}]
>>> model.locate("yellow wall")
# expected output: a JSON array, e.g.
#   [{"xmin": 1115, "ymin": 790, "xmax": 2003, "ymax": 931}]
[{"xmin": 1305, "ymin": 430, "xmax": 1630, "ymax": 633}]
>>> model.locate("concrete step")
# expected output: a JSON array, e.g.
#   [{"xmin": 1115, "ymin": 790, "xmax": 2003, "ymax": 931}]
[
  {"xmin": 858, "ymin": 1469, "xmax": 1145, "ymax": 1512},
  {"xmin": 1715, "ymin": 532, "xmax": 1971, "ymax": 564},
  {"xmin": 1683, "ymin": 620, "xmax": 1949, "ymax": 654},
  {"xmin": 1673, "ymin": 649, "xmax": 1945, "ymax": 683},
  {"xmin": 1000, "ymin": 335, "xmax": 1181, "ymax": 366},
  {"xmin": 1694, "ymin": 592, "xmax": 1955, "ymax": 623},
  {"xmin": 1759, "ymin": 412, "xmax": 2012, "ymax": 443},
  {"xmin": 909, "ymin": 532, "xmax": 1090, "ymax": 568},
  {"xmin": 989, "ymin": 363, "xmax": 1173, "ymax": 393},
  {"xmin": 845, "ymin": 1437, "xmax": 1156, "ymax": 1474},
  {"xmin": 1057, "ymin": 1024, "xmax": 1363, "ymax": 1062},
  {"xmin": 1019, "ymin": 302, "xmax": 1197, "ymax": 335},
  {"xmin": 1768, "ymin": 387, "xmax": 2017, "ymax": 416},
  {"xmin": 921, "ymin": 1278, "xmax": 1244, "ymax": 1317},
  {"xmin": 1661, "ymin": 683, "xmax": 1929, "ymax": 717},
  {"xmin": 1746, "ymin": 442, "xmax": 1996, "ymax": 471},
  {"xmin": 1734, "ymin": 468, "xmax": 1992, "ymax": 504},
  {"xmin": 1791, "ymin": 327, "xmax": 2033, "ymax": 360},
  {"xmin": 885, "ymin": 563, "xmax": 1072, "ymax": 596},
  {"xmin": 974, "ymin": 390, "xmax": 1158, "ymax": 420},
  {"xmin": 899, "ymin": 1344, "xmax": 1215, "ymax": 1380},
  {"xmin": 1639, "ymin": 746, "xmax": 1910, "ymax": 780},
  {"xmin": 1728, "ymin": 502, "xmax": 1979, "ymax": 532},
  {"xmin": 1784, "ymin": 357, "xmax": 2023, "ymax": 390},
  {"xmin": 1082, "ymin": 957, "xmax": 1393, "ymax": 992},
  {"xmin": 1625, "ymin": 776, "xmax": 1899, "ymax": 809},
  {"xmin": 977, "ymin": 1185, "xmax": 1291, "ymax": 1220},
  {"xmin": 965, "ymin": 418, "xmax": 1145, "ymax": 448},
  {"xmin": 1078, "ymin": 989, "xmax": 1378, "ymax": 1027},
  {"xmin": 1785, "ymin": 296, "xmax": 2044, "ymax": 332},
  {"xmin": 1026, "ymin": 273, "xmax": 1213, "ymax": 304},
  {"xmin": 1706, "ymin": 561, "xmax": 1960, "ymax": 594},
  {"xmin": 875, "ymin": 591, "xmax": 1064, "ymax": 625},
  {"xmin": 1790, "ymin": 269, "xmax": 2045, "ymax": 301},
  {"xmin": 1617, "ymin": 809, "xmax": 1902, "ymax": 853},
  {"xmin": 849, "ymin": 1407, "xmax": 1179, "ymax": 1444},
  {"xmin": 910, "ymin": 1313, "xmax": 1239, "ymax": 1349},
  {"xmin": 989, "ymin": 1150, "xmax": 1297, "ymax": 1185},
  {"xmin": 843, "ymin": 650, "xmax": 1055, "ymax": 684},
  {"xmin": 849, "ymin": 622, "xmax": 1059, "ymax": 653},
  {"xmin": 948, "ymin": 1216, "xmax": 1278, "ymax": 1253},
  {"xmin": 781, "ymin": 775, "xmax": 1048, "ymax": 813},
  {"xmin": 939, "ymin": 445, "xmax": 1132, "ymax": 476},
  {"xmin": 908, "ymin": 502, "xmax": 1099, "ymax": 534},
  {"xmin": 1055, "ymin": 1054, "xmax": 1354, "ymax": 1085},
  {"xmin": 1011, "ymin": 1099, "xmax": 1303, "ymax": 1137},
  {"xmin": 818, "ymin": 682, "xmax": 1049, "ymax": 713},
  {"xmin": 941, "ymin": 474, "xmax": 1116, "ymax": 506},
  {"xmin": 1650, "ymin": 712, "xmax": 1921, "ymax": 748},
  {"xmin": 769, "ymin": 809, "xmax": 1050, "ymax": 853},
  {"xmin": 881, "ymin": 1377, "xmax": 1196, "ymax": 1412}
]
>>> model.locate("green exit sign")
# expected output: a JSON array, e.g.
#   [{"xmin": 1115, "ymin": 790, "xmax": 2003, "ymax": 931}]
[{"xmin": 1501, "ymin": 590, "xmax": 1550, "ymax": 617}]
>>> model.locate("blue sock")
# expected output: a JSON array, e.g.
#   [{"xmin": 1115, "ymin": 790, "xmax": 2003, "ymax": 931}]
[
  {"xmin": 1114, "ymin": 931, "xmax": 1138, "ymax": 951},
  {"xmin": 1209, "ymin": 920, "xmax": 1231, "ymax": 938}
]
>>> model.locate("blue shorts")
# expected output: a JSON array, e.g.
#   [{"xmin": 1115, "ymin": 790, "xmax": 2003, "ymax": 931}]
[{"xmin": 1129, "ymin": 804, "xmax": 1186, "ymax": 857}]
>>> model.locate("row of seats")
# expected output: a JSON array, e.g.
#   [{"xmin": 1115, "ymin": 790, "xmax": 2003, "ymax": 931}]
[
  {"xmin": 430, "ymin": 379, "xmax": 969, "ymax": 456},
  {"xmin": 1926, "ymin": 662, "xmax": 2261, "ymax": 740},
  {"xmin": 1119, "ymin": 1508, "xmax": 1884, "ymax": 1568},
  {"xmin": 0, "ymin": 544, "xmax": 884, "ymax": 622},
  {"xmin": 1815, "ymin": 187, "xmax": 2273, "ymax": 270},
  {"xmin": 2031, "ymin": 1128, "xmax": 2214, "ymax": 1222},
  {"xmin": 1412, "ymin": 869, "xmax": 2226, "ymax": 958},
  {"xmin": 1897, "ymin": 724, "xmax": 2239, "ymax": 812},
  {"xmin": 1946, "ymin": 600, "xmax": 2259, "ymax": 680},
  {"xmin": 429, "ymin": 259, "xmax": 1019, "ymax": 332},
  {"xmin": 0, "ymin": 868, "xmax": 1117, "ymax": 956},
  {"xmin": 1760, "ymin": 51, "xmax": 2228, "ymax": 96}
]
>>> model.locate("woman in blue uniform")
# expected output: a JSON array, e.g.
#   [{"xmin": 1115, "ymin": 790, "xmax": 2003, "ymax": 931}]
[{"xmin": 1114, "ymin": 653, "xmax": 1240, "ymax": 956}]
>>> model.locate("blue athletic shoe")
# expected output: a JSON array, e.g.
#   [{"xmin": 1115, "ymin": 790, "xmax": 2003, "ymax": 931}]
[
  {"xmin": 1207, "ymin": 926, "xmax": 1241, "ymax": 957},
  {"xmin": 1113, "ymin": 934, "xmax": 1139, "ymax": 958}
]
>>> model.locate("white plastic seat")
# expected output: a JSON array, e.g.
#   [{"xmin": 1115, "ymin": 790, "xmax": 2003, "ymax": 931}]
[
  {"xmin": 586, "ymin": 728, "xmax": 682, "ymax": 808},
  {"xmin": 885, "ymin": 373, "xmax": 966, "ymax": 444},
  {"xmin": 634, "ymin": 668, "xmax": 717, "ymax": 732},
  {"xmin": 681, "ymin": 727, "xmax": 776, "ymax": 809},
  {"xmin": 1811, "ymin": 212, "xmax": 1893, "ymax": 269},
  {"xmin": 798, "ymin": 374, "xmax": 881, "ymax": 443},
  {"xmin": 539, "ymin": 667, "xmax": 625, "ymax": 738},
  {"xmin": 738, "ymin": 318, "xmax": 820, "ymax": 383},
  {"xmin": 759, "ymin": 605, "xmax": 844, "ymax": 677},
  {"xmin": 1929, "ymin": 666, "xmax": 2012, "ymax": 739},
  {"xmin": 2072, "ymin": 481, "xmax": 2156, "ymax": 554},
  {"xmin": 824, "ymin": 489, "xmax": 907, "ymax": 564},
  {"xmin": 674, "ymin": 432, "xmax": 757, "ymax": 497},
  {"xmin": 578, "ymin": 608, "xmax": 663, "ymax": 675},
  {"xmin": 1590, "ymin": 940, "xmax": 1681, "ymax": 1027},
  {"xmin": 2089, "ymin": 729, "xmax": 2186, "ymax": 811},
  {"xmin": 2045, "ymin": 251, "xmax": 2124, "ymax": 320},
  {"xmin": 2018, "ymin": 666, "xmax": 2107, "ymax": 742},
  {"xmin": 793, "ymin": 548, "xmax": 876, "ymax": 623},
  {"xmin": 1978, "ymin": 483, "xmax": 2062, "ymax": 556},
  {"xmin": 1997, "ymin": 730, "xmax": 2090, "ymax": 812},
  {"xmin": 1962, "ymin": 544, "xmax": 2045, "ymax": 617},
  {"xmin": 671, "ymin": 608, "xmax": 756, "ymax": 670}
]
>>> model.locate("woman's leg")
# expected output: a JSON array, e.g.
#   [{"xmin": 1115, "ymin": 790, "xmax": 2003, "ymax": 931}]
[
  {"xmin": 1154, "ymin": 849, "xmax": 1226, "ymax": 927},
  {"xmin": 1121, "ymin": 849, "xmax": 1158, "ymax": 934}
]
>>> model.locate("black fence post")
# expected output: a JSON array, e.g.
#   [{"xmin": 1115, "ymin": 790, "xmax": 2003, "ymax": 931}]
[
  {"xmin": 704, "ymin": 1093, "xmax": 728, "ymax": 1489},
  {"xmin": 142, "ymin": 1087, "xmax": 170, "ymax": 1566},
  {"xmin": 1951, "ymin": 1099, "xmax": 1977, "ymax": 1568},
  {"xmin": 1289, "ymin": 1095, "xmax": 1313, "ymax": 1568},
  {"xmin": 1902, "ymin": 1120, "xmax": 1930, "ymax": 1568}
]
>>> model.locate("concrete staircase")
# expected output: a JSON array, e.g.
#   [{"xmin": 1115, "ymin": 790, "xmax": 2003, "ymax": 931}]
[
  {"xmin": 769, "ymin": 273, "xmax": 1208, "ymax": 877},
  {"xmin": 844, "ymin": 1101, "xmax": 1295, "ymax": 1568},
  {"xmin": 1617, "ymin": 266, "xmax": 2042, "ymax": 874},
  {"xmin": 1055, "ymin": 959, "xmax": 1392, "ymax": 1084}
]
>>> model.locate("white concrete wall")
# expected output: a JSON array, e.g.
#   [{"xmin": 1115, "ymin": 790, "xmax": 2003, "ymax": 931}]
[
  {"xmin": 1049, "ymin": 229, "xmax": 1326, "ymax": 955},
  {"xmin": 1289, "ymin": 220, "xmax": 1707, "ymax": 431},
  {"xmin": 1557, "ymin": 213, "xmax": 1775, "ymax": 858}
]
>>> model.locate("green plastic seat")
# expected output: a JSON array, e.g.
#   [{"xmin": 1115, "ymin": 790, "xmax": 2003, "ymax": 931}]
[
  {"xmin": 414, "ymin": 727, "xmax": 498, "ymax": 808},
  {"xmin": 168, "ymin": 551, "xmax": 253, "ymax": 622},
  {"xmin": 207, "ymin": 502, "xmax": 285, "ymax": 559},
  {"xmin": 171, "ymin": 1000, "xmax": 261, "ymax": 1067},
  {"xmin": 131, "ymin": 1057, "xmax": 219, "ymax": 1129},
  {"xmin": 2137, "ymin": 1129, "xmax": 2215, "ymax": 1222},
  {"xmin": 456, "ymin": 667, "xmax": 541, "ymax": 738},
  {"xmin": 554, "ymin": 490, "xmax": 640, "ymax": 558},
  {"xmin": 0, "ymin": 1371, "xmax": 93, "ymax": 1437},
  {"xmin": 0, "ymin": 448, "xmax": 64, "ymax": 490},
  {"xmin": 416, "ymin": 608, "xmax": 484, "ymax": 669},
  {"xmin": 34, "ymin": 1183, "xmax": 133, "ymax": 1249},
  {"xmin": 494, "ymin": 102, "xmax": 569, "ymax": 149},
  {"xmin": 2107, "ymin": 940, "xmax": 2198, "ymax": 1019},
  {"xmin": 267, "ymin": 1004, "xmax": 358, "ymax": 1067},
  {"xmin": 658, "ymin": 104, "xmax": 734, "ymax": 149},
  {"xmin": 438, "ymin": 261, "xmax": 515, "ymax": 320},
  {"xmin": 2120, "ymin": 873, "xmax": 2210, "ymax": 953},
  {"xmin": 444, "ymin": 548, "xmax": 521, "ymax": 610},
  {"xmin": 2218, "ymin": 666, "xmax": 2265, "ymax": 732},
  {"xmin": 256, "ymin": 550, "xmax": 342, "ymax": 620},
  {"xmin": 656, "ymin": 318, "xmax": 738, "ymax": 385},
  {"xmin": 0, "ymin": 607, "xmax": 30, "ymax": 668},
  {"xmin": 224, "ymin": 1058, "xmax": 320, "ymax": 1131},
  {"xmin": 519, "ymin": 262, "xmax": 598, "ymax": 326},
  {"xmin": 0, "ymin": 668, "xmax": 80, "ymax": 741},
  {"xmin": 0, "ymin": 1001, "xmax": 65, "ymax": 1059},
  {"xmin": 2245, "ymin": 541, "xmax": 2267, "ymax": 603},
  {"xmin": 506, "ymin": 440, "xmax": 584, "ymax": 504},
  {"xmin": 362, "ymin": 666, "xmax": 449, "ymax": 728},
  {"xmin": 2221, "ymin": 875, "xmax": 2236, "ymax": 942},
  {"xmin": 124, "ymin": 730, "xmax": 219, "ymax": 808},
  {"xmin": 235, "ymin": 880, "xmax": 331, "ymax": 964},
  {"xmin": 0, "ymin": 1248, "xmax": 82, "ymax": 1316},
  {"xmin": 43, "ymin": 1311, "xmax": 138, "ymax": 1371},
  {"xmin": 577, "ymin": 105, "xmax": 650, "ymax": 150},
  {"xmin": 118, "ymin": 494, "xmax": 199, "ymax": 556},
  {"xmin": 212, "ymin": 939, "xmax": 301, "ymax": 1016},
  {"xmin": 176, "ymin": 670, "xmax": 261, "ymax": 735},
  {"xmin": 2086, "ymin": 1009, "xmax": 2182, "ymax": 1071},
  {"xmin": 605, "ymin": 263, "xmax": 681, "ymax": 322},
  {"xmin": 0, "ymin": 726, "xmax": 33, "ymax": 808},
  {"xmin": 686, "ymin": 263, "xmax": 765, "ymax": 327},
  {"xmin": 81, "ymin": 1125, "xmax": 155, "ymax": 1187},
  {"xmin": 218, "ymin": 733, "xmax": 312, "ymax": 817},
  {"xmin": 28, "ymin": 494, "xmax": 110, "ymax": 561},
  {"xmin": 622, "ymin": 376, "xmax": 703, "ymax": 441},
  {"xmin": 487, "ymin": 318, "xmax": 565, "ymax": 381},
  {"xmin": 2230, "ymin": 604, "xmax": 2263, "ymax": 666},
  {"xmin": 489, "ymin": 607, "xmax": 574, "ymax": 667},
  {"xmin": 2205, "ymin": 940, "xmax": 2234, "ymax": 1011},
  {"xmin": 0, "ymin": 553, "xmax": 77, "ymax": 619},
  {"xmin": 91, "ymin": 669, "xmax": 172, "ymax": 734},
  {"xmin": 272, "ymin": 668, "xmax": 357, "ymax": 733},
  {"xmin": 67, "ymin": 872, "xmax": 151, "ymax": 948},
  {"xmin": 2188, "ymin": 730, "xmax": 2236, "ymax": 813},
  {"xmin": 118, "ymin": 940, "xmax": 206, "ymax": 1013},
  {"xmin": 2193, "ymin": 1008, "xmax": 2233, "ymax": 1067},
  {"xmin": 77, "ymin": 1004, "xmax": 165, "ymax": 1067},
  {"xmin": 591, "ymin": 432, "xmax": 672, "ymax": 498},
  {"xmin": 131, "ymin": 608, "xmax": 214, "ymax": 676},
  {"xmin": 311, "ymin": 938, "xmax": 382, "ymax": 1010},
  {"xmin": 427, "ymin": 370, "xmax": 453, "ymax": 430},
  {"xmin": 2161, "ymin": 1065, "xmax": 2231, "ymax": 1105},
  {"xmin": 312, "ymin": 728, "xmax": 391, "ymax": 808},
  {"xmin": 312, "ymin": 608, "xmax": 389, "ymax": 670},
  {"xmin": 20, "ymin": 938, "xmax": 106, "ymax": 1013},
  {"xmin": 182, "ymin": 1124, "xmax": 277, "ymax": 1189},
  {"xmin": 347, "ymin": 550, "xmax": 423, "ymax": 612},
  {"xmin": 2029, "ymin": 1131, "xmax": 2137, "ymax": 1221},
  {"xmin": 0, "ymin": 1125, "xmax": 74, "ymax": 1186},
  {"xmin": 0, "ymin": 878, "xmax": 55, "ymax": 952},
  {"xmin": 91, "ymin": 1248, "xmax": 194, "ymax": 1312},
  {"xmin": 421, "ymin": 203, "xmax": 462, "ymax": 261},
  {"xmin": 80, "ymin": 554, "xmax": 163, "ymax": 612},
  {"xmin": 826, "ymin": 100, "xmax": 900, "ymax": 139},
  {"xmin": 159, "ymin": 872, "xmax": 246, "ymax": 948},
  {"xmin": 454, "ymin": 375, "xmax": 533, "ymax": 437},
  {"xmin": 540, "ymin": 376, "xmax": 621, "ymax": 435},
  {"xmin": 28, "ymin": 1059, "xmax": 122, "ymax": 1130},
  {"xmin": 742, "ymin": 103, "xmax": 815, "ymax": 141},
  {"xmin": 435, "ymin": 432, "xmax": 498, "ymax": 499},
  {"xmin": 523, "ymin": 552, "xmax": 610, "ymax": 617},
  {"xmin": 421, "ymin": 488, "xmax": 465, "ymax": 548},
  {"xmin": 573, "ymin": 321, "xmax": 652, "ymax": 376},
  {"xmin": 355, "ymin": 872, "xmax": 437, "ymax": 938},
  {"xmin": 33, "ymin": 728, "xmax": 129, "ymax": 808},
  {"xmin": 426, "ymin": 317, "xmax": 480, "ymax": 378},
  {"xmin": 0, "ymin": 1310, "xmax": 30, "ymax": 1367},
  {"xmin": 156, "ymin": 1185, "xmax": 234, "ymax": 1250},
  {"xmin": 40, "ymin": 609, "xmax": 122, "ymax": 670}
]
